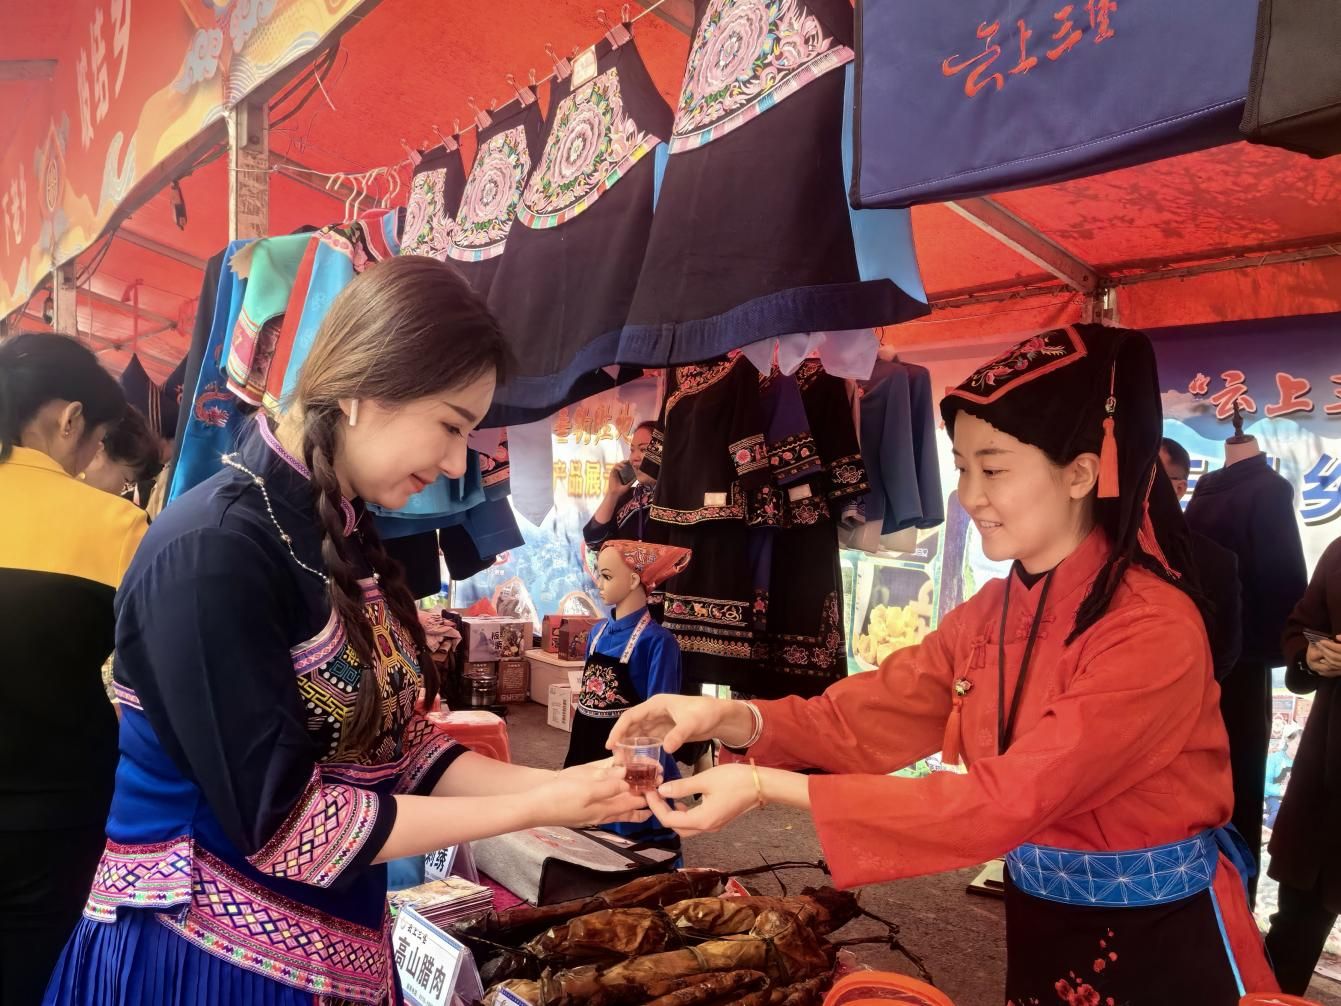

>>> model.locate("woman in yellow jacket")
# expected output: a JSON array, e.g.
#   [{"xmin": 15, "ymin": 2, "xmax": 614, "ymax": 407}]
[{"xmin": 0, "ymin": 334, "xmax": 148, "ymax": 1006}]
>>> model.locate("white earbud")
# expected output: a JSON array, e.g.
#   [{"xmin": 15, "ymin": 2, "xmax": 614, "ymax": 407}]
[{"xmin": 348, "ymin": 399, "xmax": 360, "ymax": 427}]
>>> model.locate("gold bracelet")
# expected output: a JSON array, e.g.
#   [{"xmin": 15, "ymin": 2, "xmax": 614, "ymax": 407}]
[{"xmin": 748, "ymin": 758, "xmax": 766, "ymax": 810}]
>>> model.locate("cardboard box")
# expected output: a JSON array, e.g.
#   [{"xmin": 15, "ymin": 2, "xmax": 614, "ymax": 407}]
[
  {"xmin": 497, "ymin": 658, "xmax": 530, "ymax": 703},
  {"xmin": 540, "ymin": 615, "xmax": 564, "ymax": 654},
  {"xmin": 526, "ymin": 648, "xmax": 584, "ymax": 705},
  {"xmin": 557, "ymin": 616, "xmax": 600, "ymax": 661},
  {"xmin": 547, "ymin": 684, "xmax": 575, "ymax": 732},
  {"xmin": 462, "ymin": 616, "xmax": 531, "ymax": 662}
]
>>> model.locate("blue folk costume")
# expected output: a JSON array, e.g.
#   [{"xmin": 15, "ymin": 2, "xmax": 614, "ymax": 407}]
[
  {"xmin": 564, "ymin": 541, "xmax": 691, "ymax": 848},
  {"xmin": 44, "ymin": 414, "xmax": 464, "ymax": 1006}
]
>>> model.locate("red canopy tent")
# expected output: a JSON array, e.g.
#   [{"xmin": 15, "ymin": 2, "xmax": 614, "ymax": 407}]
[{"xmin": 3, "ymin": 0, "xmax": 1340, "ymax": 384}]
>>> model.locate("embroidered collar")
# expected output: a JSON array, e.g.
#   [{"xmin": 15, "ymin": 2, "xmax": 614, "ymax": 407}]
[{"xmin": 252, "ymin": 413, "xmax": 358, "ymax": 537}]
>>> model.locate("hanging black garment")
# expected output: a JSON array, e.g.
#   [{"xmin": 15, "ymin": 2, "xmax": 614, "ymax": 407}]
[
  {"xmin": 445, "ymin": 100, "xmax": 545, "ymax": 298},
  {"xmin": 617, "ymin": 0, "xmax": 925, "ymax": 368},
  {"xmin": 400, "ymin": 144, "xmax": 468, "ymax": 260},
  {"xmin": 487, "ymin": 37, "xmax": 672, "ymax": 426}
]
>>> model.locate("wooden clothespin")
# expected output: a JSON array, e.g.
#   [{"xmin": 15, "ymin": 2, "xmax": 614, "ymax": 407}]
[
  {"xmin": 466, "ymin": 96, "xmax": 492, "ymax": 131},
  {"xmin": 546, "ymin": 43, "xmax": 573, "ymax": 80},
  {"xmin": 432, "ymin": 124, "xmax": 458, "ymax": 153},
  {"xmin": 506, "ymin": 72, "xmax": 537, "ymax": 107}
]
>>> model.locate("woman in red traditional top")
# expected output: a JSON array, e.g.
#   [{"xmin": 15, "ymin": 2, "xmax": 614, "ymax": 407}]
[{"xmin": 613, "ymin": 325, "xmax": 1278, "ymax": 1004}]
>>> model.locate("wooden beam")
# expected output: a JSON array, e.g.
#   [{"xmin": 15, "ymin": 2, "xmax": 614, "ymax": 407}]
[
  {"xmin": 945, "ymin": 197, "xmax": 1101, "ymax": 295},
  {"xmin": 228, "ymin": 98, "xmax": 269, "ymax": 240},
  {"xmin": 0, "ymin": 60, "xmax": 57, "ymax": 81},
  {"xmin": 118, "ymin": 228, "xmax": 207, "ymax": 271}
]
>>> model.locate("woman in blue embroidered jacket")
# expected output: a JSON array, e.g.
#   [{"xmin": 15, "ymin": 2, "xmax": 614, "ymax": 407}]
[{"xmin": 44, "ymin": 256, "xmax": 649, "ymax": 1006}]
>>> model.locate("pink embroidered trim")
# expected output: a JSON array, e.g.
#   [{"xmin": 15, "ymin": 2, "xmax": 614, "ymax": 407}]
[
  {"xmin": 394, "ymin": 716, "xmax": 463, "ymax": 795},
  {"xmin": 246, "ymin": 767, "xmax": 380, "ymax": 888},
  {"xmin": 112, "ymin": 682, "xmax": 143, "ymax": 711},
  {"xmin": 83, "ymin": 836, "xmax": 194, "ymax": 922},
  {"xmin": 159, "ymin": 847, "xmax": 392, "ymax": 1003},
  {"xmin": 255, "ymin": 413, "xmax": 357, "ymax": 536}
]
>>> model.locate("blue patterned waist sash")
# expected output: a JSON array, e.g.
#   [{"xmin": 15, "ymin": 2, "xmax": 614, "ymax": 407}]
[{"xmin": 1005, "ymin": 831, "xmax": 1224, "ymax": 908}]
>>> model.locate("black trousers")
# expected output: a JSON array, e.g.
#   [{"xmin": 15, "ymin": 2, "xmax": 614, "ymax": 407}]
[
  {"xmin": 1221, "ymin": 658, "xmax": 1271, "ymax": 905},
  {"xmin": 1266, "ymin": 880, "xmax": 1338, "ymax": 995},
  {"xmin": 0, "ymin": 825, "xmax": 105, "ymax": 1006}
]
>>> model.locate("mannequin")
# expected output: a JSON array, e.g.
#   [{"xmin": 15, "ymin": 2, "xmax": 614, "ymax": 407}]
[
  {"xmin": 564, "ymin": 541, "xmax": 690, "ymax": 844},
  {"xmin": 1223, "ymin": 401, "xmax": 1263, "ymax": 467},
  {"xmin": 1186, "ymin": 399, "xmax": 1308, "ymax": 901}
]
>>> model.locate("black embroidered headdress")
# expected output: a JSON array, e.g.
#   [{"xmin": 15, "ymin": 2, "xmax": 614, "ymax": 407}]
[{"xmin": 940, "ymin": 324, "xmax": 1202, "ymax": 642}]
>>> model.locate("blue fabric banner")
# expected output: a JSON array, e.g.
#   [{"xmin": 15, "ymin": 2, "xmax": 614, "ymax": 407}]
[{"xmin": 852, "ymin": 0, "xmax": 1258, "ymax": 208}]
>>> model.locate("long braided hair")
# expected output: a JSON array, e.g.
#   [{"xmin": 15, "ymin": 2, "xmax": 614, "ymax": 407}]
[{"xmin": 291, "ymin": 256, "xmax": 511, "ymax": 759}]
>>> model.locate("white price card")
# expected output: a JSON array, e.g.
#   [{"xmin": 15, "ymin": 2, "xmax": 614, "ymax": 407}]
[
  {"xmin": 423, "ymin": 846, "xmax": 458, "ymax": 882},
  {"xmin": 393, "ymin": 906, "xmax": 466, "ymax": 1006}
]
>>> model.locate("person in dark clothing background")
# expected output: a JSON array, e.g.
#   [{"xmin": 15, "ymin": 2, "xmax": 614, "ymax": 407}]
[
  {"xmin": 81, "ymin": 407, "xmax": 165, "ymax": 500},
  {"xmin": 1185, "ymin": 428, "xmax": 1308, "ymax": 902},
  {"xmin": 1160, "ymin": 438, "xmax": 1242, "ymax": 680},
  {"xmin": 0, "ymin": 334, "xmax": 148, "ymax": 1006},
  {"xmin": 1265, "ymin": 535, "xmax": 1341, "ymax": 994}
]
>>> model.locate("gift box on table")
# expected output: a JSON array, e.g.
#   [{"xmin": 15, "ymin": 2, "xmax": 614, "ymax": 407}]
[{"xmin": 461, "ymin": 616, "xmax": 531, "ymax": 662}]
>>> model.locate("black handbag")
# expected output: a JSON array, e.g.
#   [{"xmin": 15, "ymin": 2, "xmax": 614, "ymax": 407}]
[{"xmin": 1240, "ymin": 0, "xmax": 1341, "ymax": 157}]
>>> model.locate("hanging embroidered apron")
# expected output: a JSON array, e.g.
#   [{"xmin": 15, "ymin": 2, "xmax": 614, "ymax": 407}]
[{"xmin": 564, "ymin": 613, "xmax": 652, "ymax": 768}]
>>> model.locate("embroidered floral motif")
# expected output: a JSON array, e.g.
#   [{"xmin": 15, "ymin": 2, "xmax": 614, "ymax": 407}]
[
  {"xmin": 729, "ymin": 433, "xmax": 768, "ymax": 478},
  {"xmin": 401, "ymin": 167, "xmax": 455, "ymax": 259},
  {"xmin": 449, "ymin": 125, "xmax": 531, "ymax": 261},
  {"xmin": 826, "ymin": 454, "xmax": 870, "ymax": 501},
  {"xmin": 161, "ymin": 848, "xmax": 392, "ymax": 1004},
  {"xmin": 664, "ymin": 592, "xmax": 751, "ymax": 627},
  {"xmin": 667, "ymin": 358, "xmax": 737, "ymax": 413},
  {"xmin": 950, "ymin": 328, "xmax": 1087, "ymax": 405},
  {"xmin": 578, "ymin": 661, "xmax": 624, "ymax": 712},
  {"xmin": 771, "ymin": 592, "xmax": 844, "ymax": 677},
  {"xmin": 650, "ymin": 484, "xmax": 748, "ymax": 524},
  {"xmin": 247, "ymin": 768, "xmax": 380, "ymax": 887},
  {"xmin": 770, "ymin": 432, "xmax": 821, "ymax": 484},
  {"xmin": 84, "ymin": 836, "xmax": 194, "ymax": 922},
  {"xmin": 519, "ymin": 69, "xmax": 661, "ymax": 228},
  {"xmin": 671, "ymin": 0, "xmax": 853, "ymax": 152}
]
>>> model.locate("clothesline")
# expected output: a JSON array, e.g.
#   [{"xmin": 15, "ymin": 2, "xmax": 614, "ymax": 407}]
[{"xmin": 227, "ymin": 0, "xmax": 676, "ymax": 198}]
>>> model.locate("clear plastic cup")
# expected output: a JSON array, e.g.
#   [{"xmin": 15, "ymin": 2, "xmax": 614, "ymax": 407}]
[{"xmin": 614, "ymin": 736, "xmax": 664, "ymax": 794}]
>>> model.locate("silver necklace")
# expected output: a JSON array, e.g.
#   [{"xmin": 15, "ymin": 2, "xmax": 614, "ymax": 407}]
[{"xmin": 221, "ymin": 452, "xmax": 330, "ymax": 585}]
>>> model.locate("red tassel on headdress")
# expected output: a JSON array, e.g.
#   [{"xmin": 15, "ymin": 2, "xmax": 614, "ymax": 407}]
[
  {"xmin": 1097, "ymin": 363, "xmax": 1120, "ymax": 499},
  {"xmin": 1135, "ymin": 469, "xmax": 1181, "ymax": 580}
]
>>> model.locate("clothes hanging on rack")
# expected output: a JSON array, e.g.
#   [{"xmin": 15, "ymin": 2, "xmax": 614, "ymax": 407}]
[
  {"xmin": 641, "ymin": 356, "xmax": 773, "ymax": 690},
  {"xmin": 224, "ymin": 234, "xmax": 315, "ymax": 408},
  {"xmin": 617, "ymin": 0, "xmax": 926, "ymax": 368},
  {"xmin": 841, "ymin": 357, "xmax": 945, "ymax": 553},
  {"xmin": 169, "ymin": 240, "xmax": 254, "ymax": 503},
  {"xmin": 399, "ymin": 145, "xmax": 467, "ymax": 259},
  {"xmin": 277, "ymin": 211, "xmax": 401, "ymax": 405},
  {"xmin": 486, "ymin": 35, "xmax": 672, "ymax": 426},
  {"xmin": 446, "ymin": 101, "xmax": 545, "ymax": 298}
]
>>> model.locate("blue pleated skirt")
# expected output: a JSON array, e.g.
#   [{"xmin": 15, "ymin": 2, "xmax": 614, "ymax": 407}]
[{"xmin": 44, "ymin": 909, "xmax": 317, "ymax": 1005}]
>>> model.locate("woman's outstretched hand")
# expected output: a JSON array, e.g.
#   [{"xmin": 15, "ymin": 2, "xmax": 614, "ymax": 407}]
[
  {"xmin": 607, "ymin": 695, "xmax": 756, "ymax": 755},
  {"xmin": 530, "ymin": 761, "xmax": 651, "ymax": 829}
]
